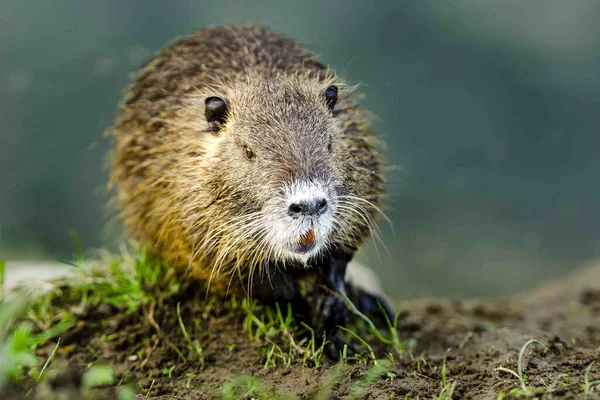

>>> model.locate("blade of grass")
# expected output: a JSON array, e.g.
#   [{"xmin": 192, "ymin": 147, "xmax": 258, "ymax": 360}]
[
  {"xmin": 584, "ymin": 361, "xmax": 600, "ymax": 400},
  {"xmin": 339, "ymin": 291, "xmax": 392, "ymax": 345},
  {"xmin": 37, "ymin": 339, "xmax": 60, "ymax": 382},
  {"xmin": 495, "ymin": 338, "xmax": 546, "ymax": 394},
  {"xmin": 377, "ymin": 299, "xmax": 403, "ymax": 354},
  {"xmin": 338, "ymin": 326, "xmax": 377, "ymax": 364},
  {"xmin": 517, "ymin": 339, "xmax": 545, "ymax": 391},
  {"xmin": 176, "ymin": 302, "xmax": 204, "ymax": 369}
]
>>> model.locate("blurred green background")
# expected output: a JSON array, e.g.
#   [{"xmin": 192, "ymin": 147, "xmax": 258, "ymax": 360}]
[{"xmin": 2, "ymin": 0, "xmax": 599, "ymax": 299}]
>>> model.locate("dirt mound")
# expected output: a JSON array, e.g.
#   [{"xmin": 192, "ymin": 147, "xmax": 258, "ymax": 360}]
[{"xmin": 3, "ymin": 263, "xmax": 600, "ymax": 399}]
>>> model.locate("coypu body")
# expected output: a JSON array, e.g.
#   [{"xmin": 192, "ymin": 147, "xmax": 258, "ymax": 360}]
[{"xmin": 108, "ymin": 25, "xmax": 393, "ymax": 358}]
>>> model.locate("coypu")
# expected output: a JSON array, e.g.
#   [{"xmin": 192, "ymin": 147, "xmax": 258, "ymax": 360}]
[{"xmin": 107, "ymin": 24, "xmax": 394, "ymax": 359}]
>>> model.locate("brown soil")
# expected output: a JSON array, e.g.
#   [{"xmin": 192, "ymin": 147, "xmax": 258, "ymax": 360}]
[{"xmin": 5, "ymin": 264, "xmax": 600, "ymax": 399}]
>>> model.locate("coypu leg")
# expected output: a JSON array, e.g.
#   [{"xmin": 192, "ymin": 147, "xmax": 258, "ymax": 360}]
[
  {"xmin": 254, "ymin": 254, "xmax": 394, "ymax": 360},
  {"xmin": 313, "ymin": 249, "xmax": 397, "ymax": 359},
  {"xmin": 253, "ymin": 254, "xmax": 354, "ymax": 360},
  {"xmin": 312, "ymin": 247, "xmax": 356, "ymax": 360},
  {"xmin": 252, "ymin": 265, "xmax": 312, "ymax": 328}
]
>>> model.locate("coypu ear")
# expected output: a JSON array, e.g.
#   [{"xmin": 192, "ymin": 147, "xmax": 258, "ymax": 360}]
[
  {"xmin": 324, "ymin": 85, "xmax": 338, "ymax": 111},
  {"xmin": 205, "ymin": 96, "xmax": 229, "ymax": 132}
]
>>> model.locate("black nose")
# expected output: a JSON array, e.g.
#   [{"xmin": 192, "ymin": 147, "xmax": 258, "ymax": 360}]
[{"xmin": 288, "ymin": 198, "xmax": 328, "ymax": 218}]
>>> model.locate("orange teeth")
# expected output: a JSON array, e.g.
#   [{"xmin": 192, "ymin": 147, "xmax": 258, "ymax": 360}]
[{"xmin": 299, "ymin": 229, "xmax": 315, "ymax": 245}]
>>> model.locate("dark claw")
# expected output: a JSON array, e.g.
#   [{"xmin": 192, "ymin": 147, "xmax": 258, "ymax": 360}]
[{"xmin": 312, "ymin": 291, "xmax": 348, "ymax": 334}]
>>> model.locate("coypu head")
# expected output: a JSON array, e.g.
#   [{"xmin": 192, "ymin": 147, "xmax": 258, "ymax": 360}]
[
  {"xmin": 112, "ymin": 71, "xmax": 381, "ymax": 284},
  {"xmin": 196, "ymin": 74, "xmax": 344, "ymax": 266}
]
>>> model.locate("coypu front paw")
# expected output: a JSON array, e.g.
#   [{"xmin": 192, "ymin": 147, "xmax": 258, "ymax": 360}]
[
  {"xmin": 312, "ymin": 290, "xmax": 356, "ymax": 360},
  {"xmin": 312, "ymin": 289, "xmax": 348, "ymax": 332},
  {"xmin": 345, "ymin": 283, "xmax": 396, "ymax": 324}
]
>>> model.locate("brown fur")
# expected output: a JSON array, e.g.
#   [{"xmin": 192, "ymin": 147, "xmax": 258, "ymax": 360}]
[{"xmin": 107, "ymin": 24, "xmax": 384, "ymax": 291}]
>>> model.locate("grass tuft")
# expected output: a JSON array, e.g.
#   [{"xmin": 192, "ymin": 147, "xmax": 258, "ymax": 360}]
[
  {"xmin": 347, "ymin": 360, "xmax": 391, "ymax": 399},
  {"xmin": 222, "ymin": 375, "xmax": 269, "ymax": 399},
  {"xmin": 0, "ymin": 299, "xmax": 38, "ymax": 386},
  {"xmin": 82, "ymin": 363, "xmax": 116, "ymax": 390},
  {"xmin": 339, "ymin": 291, "xmax": 394, "ymax": 347},
  {"xmin": 176, "ymin": 301, "xmax": 204, "ymax": 369},
  {"xmin": 338, "ymin": 326, "xmax": 377, "ymax": 364},
  {"xmin": 495, "ymin": 338, "xmax": 546, "ymax": 395},
  {"xmin": 243, "ymin": 300, "xmax": 326, "ymax": 368},
  {"xmin": 438, "ymin": 349, "xmax": 456, "ymax": 400},
  {"xmin": 0, "ymin": 244, "xmax": 179, "ymax": 392},
  {"xmin": 583, "ymin": 361, "xmax": 600, "ymax": 400}
]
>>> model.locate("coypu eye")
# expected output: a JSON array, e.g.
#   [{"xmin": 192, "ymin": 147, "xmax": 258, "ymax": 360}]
[
  {"xmin": 244, "ymin": 146, "xmax": 255, "ymax": 160},
  {"xmin": 205, "ymin": 96, "xmax": 229, "ymax": 132},
  {"xmin": 324, "ymin": 85, "xmax": 338, "ymax": 111}
]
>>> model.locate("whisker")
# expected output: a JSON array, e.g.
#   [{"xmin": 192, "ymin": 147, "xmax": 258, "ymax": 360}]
[
  {"xmin": 337, "ymin": 201, "xmax": 389, "ymax": 258},
  {"xmin": 338, "ymin": 194, "xmax": 395, "ymax": 232}
]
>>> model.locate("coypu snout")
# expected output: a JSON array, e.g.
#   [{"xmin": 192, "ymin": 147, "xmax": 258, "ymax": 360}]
[
  {"xmin": 287, "ymin": 198, "xmax": 328, "ymax": 218},
  {"xmin": 264, "ymin": 178, "xmax": 336, "ymax": 262}
]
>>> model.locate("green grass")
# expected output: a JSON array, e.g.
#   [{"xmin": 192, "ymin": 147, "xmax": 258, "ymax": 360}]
[
  {"xmin": 339, "ymin": 290, "xmax": 406, "ymax": 357},
  {"xmin": 56, "ymin": 245, "xmax": 180, "ymax": 312},
  {"xmin": 222, "ymin": 375, "xmax": 264, "ymax": 399},
  {"xmin": 0, "ymin": 243, "xmax": 407, "ymax": 398},
  {"xmin": 36, "ymin": 339, "xmax": 60, "ymax": 382},
  {"xmin": 438, "ymin": 349, "xmax": 456, "ymax": 400},
  {"xmin": 312, "ymin": 363, "xmax": 350, "ymax": 400},
  {"xmin": 494, "ymin": 340, "xmax": 599, "ymax": 399},
  {"xmin": 3, "ymin": 244, "xmax": 598, "ymax": 399},
  {"xmin": 0, "ymin": 299, "xmax": 38, "ymax": 386},
  {"xmin": 0, "ymin": 294, "xmax": 76, "ymax": 387},
  {"xmin": 583, "ymin": 361, "xmax": 600, "ymax": 400},
  {"xmin": 81, "ymin": 364, "xmax": 136, "ymax": 400},
  {"xmin": 243, "ymin": 300, "xmax": 327, "ymax": 368},
  {"xmin": 0, "ymin": 240, "xmax": 185, "ymax": 384},
  {"xmin": 339, "ymin": 325, "xmax": 378, "ymax": 364},
  {"xmin": 177, "ymin": 301, "xmax": 204, "ymax": 369},
  {"xmin": 346, "ymin": 360, "xmax": 391, "ymax": 399},
  {"xmin": 0, "ymin": 243, "xmax": 181, "ymax": 394},
  {"xmin": 495, "ymin": 339, "xmax": 547, "ymax": 396},
  {"xmin": 1, "ymin": 244, "xmax": 334, "ymax": 394},
  {"xmin": 221, "ymin": 375, "xmax": 296, "ymax": 400}
]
